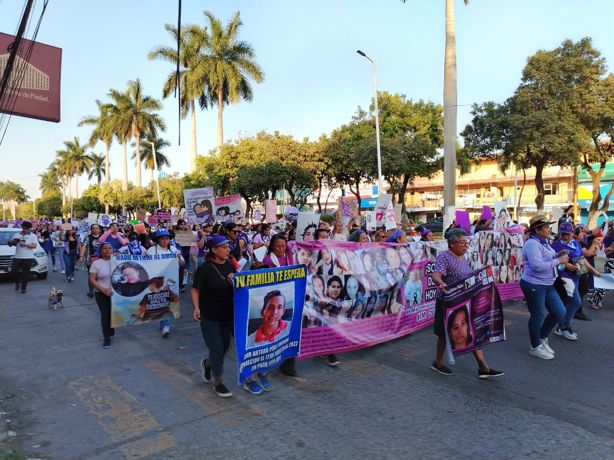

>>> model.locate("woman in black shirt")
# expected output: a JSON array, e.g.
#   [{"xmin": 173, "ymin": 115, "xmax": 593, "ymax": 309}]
[{"xmin": 191, "ymin": 235, "xmax": 236, "ymax": 398}]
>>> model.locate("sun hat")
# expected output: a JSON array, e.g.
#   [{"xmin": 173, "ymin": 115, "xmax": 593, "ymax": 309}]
[
  {"xmin": 206, "ymin": 235, "xmax": 230, "ymax": 251},
  {"xmin": 527, "ymin": 215, "xmax": 555, "ymax": 232}
]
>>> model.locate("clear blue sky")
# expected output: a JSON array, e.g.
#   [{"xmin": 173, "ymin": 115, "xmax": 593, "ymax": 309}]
[{"xmin": 1, "ymin": 0, "xmax": 613, "ymax": 199}]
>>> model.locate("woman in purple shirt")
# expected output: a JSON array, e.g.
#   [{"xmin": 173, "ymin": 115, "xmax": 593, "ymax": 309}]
[
  {"xmin": 430, "ymin": 228, "xmax": 503, "ymax": 379},
  {"xmin": 520, "ymin": 216, "xmax": 569, "ymax": 360}
]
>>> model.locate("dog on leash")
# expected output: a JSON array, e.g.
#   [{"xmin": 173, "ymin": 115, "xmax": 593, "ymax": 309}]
[{"xmin": 48, "ymin": 287, "xmax": 64, "ymax": 311}]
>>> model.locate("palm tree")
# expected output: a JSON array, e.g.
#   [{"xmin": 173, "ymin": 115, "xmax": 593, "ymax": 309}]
[
  {"xmin": 88, "ymin": 153, "xmax": 106, "ymax": 185},
  {"xmin": 112, "ymin": 79, "xmax": 165, "ymax": 187},
  {"xmin": 201, "ymin": 11, "xmax": 264, "ymax": 148},
  {"xmin": 79, "ymin": 100, "xmax": 114, "ymax": 184},
  {"xmin": 39, "ymin": 167, "xmax": 62, "ymax": 196},
  {"xmin": 148, "ymin": 24, "xmax": 212, "ymax": 172},
  {"xmin": 61, "ymin": 137, "xmax": 92, "ymax": 198},
  {"xmin": 53, "ymin": 151, "xmax": 74, "ymax": 208},
  {"xmin": 106, "ymin": 87, "xmax": 132, "ymax": 192},
  {"xmin": 131, "ymin": 134, "xmax": 171, "ymax": 184}
]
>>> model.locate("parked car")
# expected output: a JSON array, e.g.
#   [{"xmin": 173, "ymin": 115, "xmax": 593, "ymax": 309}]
[
  {"xmin": 0, "ymin": 228, "xmax": 48, "ymax": 280},
  {"xmin": 415, "ymin": 216, "xmax": 444, "ymax": 234}
]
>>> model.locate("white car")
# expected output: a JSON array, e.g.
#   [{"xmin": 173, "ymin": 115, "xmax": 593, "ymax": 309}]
[{"xmin": 0, "ymin": 228, "xmax": 48, "ymax": 280}]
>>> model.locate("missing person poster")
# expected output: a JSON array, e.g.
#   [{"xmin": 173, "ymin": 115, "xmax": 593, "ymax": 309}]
[
  {"xmin": 233, "ymin": 265, "xmax": 307, "ymax": 384},
  {"xmin": 442, "ymin": 266, "xmax": 505, "ymax": 356},
  {"xmin": 110, "ymin": 254, "xmax": 181, "ymax": 327}
]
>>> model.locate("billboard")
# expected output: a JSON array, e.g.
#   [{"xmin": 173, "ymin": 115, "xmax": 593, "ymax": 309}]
[{"xmin": 0, "ymin": 33, "xmax": 62, "ymax": 122}]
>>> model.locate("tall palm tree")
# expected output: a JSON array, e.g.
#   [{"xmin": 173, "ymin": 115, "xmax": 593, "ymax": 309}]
[
  {"xmin": 148, "ymin": 24, "xmax": 212, "ymax": 172},
  {"xmin": 61, "ymin": 137, "xmax": 92, "ymax": 199},
  {"xmin": 131, "ymin": 134, "xmax": 171, "ymax": 184},
  {"xmin": 201, "ymin": 10, "xmax": 264, "ymax": 148},
  {"xmin": 79, "ymin": 100, "xmax": 114, "ymax": 184},
  {"xmin": 88, "ymin": 153, "xmax": 106, "ymax": 185},
  {"xmin": 113, "ymin": 79, "xmax": 166, "ymax": 187},
  {"xmin": 39, "ymin": 167, "xmax": 62, "ymax": 196},
  {"xmin": 52, "ymin": 151, "xmax": 74, "ymax": 208},
  {"xmin": 106, "ymin": 87, "xmax": 132, "ymax": 192}
]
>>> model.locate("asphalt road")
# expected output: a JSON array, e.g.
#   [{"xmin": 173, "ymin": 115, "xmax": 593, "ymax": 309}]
[{"xmin": 1, "ymin": 266, "xmax": 614, "ymax": 460}]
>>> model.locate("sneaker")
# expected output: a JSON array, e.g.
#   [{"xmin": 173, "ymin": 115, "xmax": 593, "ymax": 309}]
[
  {"xmin": 161, "ymin": 325, "xmax": 171, "ymax": 337},
  {"xmin": 561, "ymin": 327, "xmax": 578, "ymax": 341},
  {"xmin": 243, "ymin": 379, "xmax": 264, "ymax": 395},
  {"xmin": 478, "ymin": 368, "xmax": 504, "ymax": 379},
  {"xmin": 61, "ymin": 270, "xmax": 65, "ymax": 274},
  {"xmin": 554, "ymin": 327, "xmax": 563, "ymax": 337},
  {"xmin": 180, "ymin": 285, "xmax": 186, "ymax": 293},
  {"xmin": 52, "ymin": 267, "xmax": 57, "ymax": 272},
  {"xmin": 541, "ymin": 338, "xmax": 555, "ymax": 356},
  {"xmin": 431, "ymin": 362, "xmax": 454, "ymax": 375},
  {"xmin": 573, "ymin": 311, "xmax": 591, "ymax": 321},
  {"xmin": 67, "ymin": 276, "xmax": 73, "ymax": 283},
  {"xmin": 200, "ymin": 358, "xmax": 212, "ymax": 383},
  {"xmin": 257, "ymin": 373, "xmax": 272, "ymax": 391},
  {"xmin": 20, "ymin": 288, "xmax": 26, "ymax": 294},
  {"xmin": 86, "ymin": 292, "xmax": 94, "ymax": 298},
  {"xmin": 103, "ymin": 338, "xmax": 111, "ymax": 348},
  {"xmin": 529, "ymin": 343, "xmax": 554, "ymax": 360},
  {"xmin": 327, "ymin": 354, "xmax": 340, "ymax": 367},
  {"xmin": 214, "ymin": 382, "xmax": 232, "ymax": 398}
]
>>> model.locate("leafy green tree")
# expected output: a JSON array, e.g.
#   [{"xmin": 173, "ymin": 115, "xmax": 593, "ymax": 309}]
[
  {"xmin": 159, "ymin": 177, "xmax": 185, "ymax": 209},
  {"xmin": 148, "ymin": 23, "xmax": 212, "ymax": 171},
  {"xmin": 200, "ymin": 10, "xmax": 264, "ymax": 148},
  {"xmin": 39, "ymin": 168, "xmax": 62, "ymax": 197},
  {"xmin": 36, "ymin": 193, "xmax": 62, "ymax": 218},
  {"xmin": 184, "ymin": 154, "xmax": 230, "ymax": 194}
]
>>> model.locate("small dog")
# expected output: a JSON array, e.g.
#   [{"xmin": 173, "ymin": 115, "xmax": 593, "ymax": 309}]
[{"xmin": 48, "ymin": 287, "xmax": 64, "ymax": 311}]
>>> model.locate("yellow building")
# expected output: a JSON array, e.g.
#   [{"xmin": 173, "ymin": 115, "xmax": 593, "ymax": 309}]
[{"xmin": 405, "ymin": 160, "xmax": 575, "ymax": 220}]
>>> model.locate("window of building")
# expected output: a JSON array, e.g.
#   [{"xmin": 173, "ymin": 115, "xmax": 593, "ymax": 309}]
[{"xmin": 544, "ymin": 183, "xmax": 559, "ymax": 195}]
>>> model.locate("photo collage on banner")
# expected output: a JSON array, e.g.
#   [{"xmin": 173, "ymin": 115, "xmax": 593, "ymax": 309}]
[
  {"xmin": 215, "ymin": 194, "xmax": 244, "ymax": 224},
  {"xmin": 442, "ymin": 266, "xmax": 505, "ymax": 357},
  {"xmin": 234, "ymin": 265, "xmax": 307, "ymax": 384},
  {"xmin": 110, "ymin": 254, "xmax": 181, "ymax": 327},
  {"xmin": 469, "ymin": 230, "xmax": 524, "ymax": 286},
  {"xmin": 183, "ymin": 187, "xmax": 216, "ymax": 225}
]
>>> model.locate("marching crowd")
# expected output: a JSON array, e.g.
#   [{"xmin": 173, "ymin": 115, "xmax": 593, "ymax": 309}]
[{"xmin": 5, "ymin": 209, "xmax": 614, "ymax": 398}]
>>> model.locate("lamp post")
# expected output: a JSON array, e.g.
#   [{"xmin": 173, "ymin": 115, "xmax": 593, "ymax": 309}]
[
  {"xmin": 147, "ymin": 141, "xmax": 162, "ymax": 210},
  {"xmin": 356, "ymin": 50, "xmax": 383, "ymax": 196}
]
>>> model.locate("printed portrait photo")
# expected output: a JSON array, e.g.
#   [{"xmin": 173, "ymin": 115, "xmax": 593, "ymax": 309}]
[{"xmin": 246, "ymin": 284, "xmax": 295, "ymax": 349}]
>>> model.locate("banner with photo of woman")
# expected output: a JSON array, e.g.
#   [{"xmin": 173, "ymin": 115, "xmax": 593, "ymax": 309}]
[
  {"xmin": 442, "ymin": 266, "xmax": 505, "ymax": 356},
  {"xmin": 110, "ymin": 254, "xmax": 181, "ymax": 327},
  {"xmin": 234, "ymin": 265, "xmax": 307, "ymax": 384},
  {"xmin": 183, "ymin": 187, "xmax": 216, "ymax": 225}
]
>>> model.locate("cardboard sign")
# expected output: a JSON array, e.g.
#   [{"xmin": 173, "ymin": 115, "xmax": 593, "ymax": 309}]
[
  {"xmin": 87, "ymin": 213, "xmax": 98, "ymax": 224},
  {"xmin": 134, "ymin": 223, "xmax": 147, "ymax": 234},
  {"xmin": 174, "ymin": 230, "xmax": 197, "ymax": 247},
  {"xmin": 60, "ymin": 223, "xmax": 72, "ymax": 231},
  {"xmin": 265, "ymin": 200, "xmax": 277, "ymax": 224}
]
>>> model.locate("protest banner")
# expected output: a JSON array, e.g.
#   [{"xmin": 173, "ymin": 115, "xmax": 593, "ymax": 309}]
[
  {"xmin": 174, "ymin": 230, "xmax": 197, "ymax": 247},
  {"xmin": 98, "ymin": 214, "xmax": 112, "ymax": 227},
  {"xmin": 494, "ymin": 201, "xmax": 513, "ymax": 231},
  {"xmin": 265, "ymin": 200, "xmax": 277, "ymax": 223},
  {"xmin": 110, "ymin": 254, "xmax": 180, "ymax": 327},
  {"xmin": 442, "ymin": 266, "xmax": 505, "ymax": 356},
  {"xmin": 153, "ymin": 209, "xmax": 171, "ymax": 223},
  {"xmin": 60, "ymin": 223, "xmax": 72, "ymax": 231},
  {"xmin": 234, "ymin": 265, "xmax": 307, "ymax": 384},
  {"xmin": 594, "ymin": 273, "xmax": 614, "ymax": 290},
  {"xmin": 339, "ymin": 197, "xmax": 359, "ymax": 219},
  {"xmin": 375, "ymin": 194, "xmax": 392, "ymax": 227},
  {"xmin": 253, "ymin": 209, "xmax": 263, "ymax": 221},
  {"xmin": 87, "ymin": 213, "xmax": 98, "ymax": 224},
  {"xmin": 365, "ymin": 211, "xmax": 377, "ymax": 231},
  {"xmin": 183, "ymin": 187, "xmax": 216, "ymax": 225},
  {"xmin": 215, "ymin": 194, "xmax": 244, "ymax": 223},
  {"xmin": 297, "ymin": 212, "xmax": 320, "ymax": 242}
]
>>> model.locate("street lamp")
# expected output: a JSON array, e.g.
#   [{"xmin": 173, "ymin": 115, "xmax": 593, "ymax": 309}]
[
  {"xmin": 147, "ymin": 141, "xmax": 162, "ymax": 210},
  {"xmin": 356, "ymin": 49, "xmax": 383, "ymax": 196}
]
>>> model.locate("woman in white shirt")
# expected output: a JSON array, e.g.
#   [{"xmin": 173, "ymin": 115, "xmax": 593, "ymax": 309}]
[{"xmin": 89, "ymin": 242, "xmax": 114, "ymax": 348}]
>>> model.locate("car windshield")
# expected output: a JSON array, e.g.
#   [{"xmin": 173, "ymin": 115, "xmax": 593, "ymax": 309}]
[{"xmin": 0, "ymin": 232, "xmax": 16, "ymax": 245}]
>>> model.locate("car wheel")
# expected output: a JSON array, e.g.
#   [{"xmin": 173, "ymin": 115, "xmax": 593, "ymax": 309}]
[{"xmin": 37, "ymin": 272, "xmax": 48, "ymax": 280}]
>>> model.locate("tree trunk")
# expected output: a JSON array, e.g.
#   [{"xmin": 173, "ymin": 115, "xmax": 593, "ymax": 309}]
[
  {"xmin": 104, "ymin": 141, "xmax": 110, "ymax": 183},
  {"xmin": 135, "ymin": 130, "xmax": 142, "ymax": 188},
  {"xmin": 217, "ymin": 88, "xmax": 224, "ymax": 149},
  {"xmin": 534, "ymin": 164, "xmax": 545, "ymax": 211},
  {"xmin": 316, "ymin": 177, "xmax": 323, "ymax": 213},
  {"xmin": 399, "ymin": 174, "xmax": 411, "ymax": 217},
  {"xmin": 442, "ymin": 0, "xmax": 458, "ymax": 231},
  {"xmin": 517, "ymin": 168, "xmax": 526, "ymax": 217},
  {"xmin": 122, "ymin": 140, "xmax": 129, "ymax": 191},
  {"xmin": 349, "ymin": 178, "xmax": 362, "ymax": 216},
  {"xmin": 190, "ymin": 101, "xmax": 198, "ymax": 171},
  {"xmin": 74, "ymin": 175, "xmax": 79, "ymax": 200}
]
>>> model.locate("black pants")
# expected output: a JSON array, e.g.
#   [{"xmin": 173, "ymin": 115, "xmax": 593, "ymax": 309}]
[
  {"xmin": 12, "ymin": 258, "xmax": 33, "ymax": 290},
  {"xmin": 199, "ymin": 318, "xmax": 233, "ymax": 379},
  {"xmin": 95, "ymin": 291, "xmax": 112, "ymax": 339}
]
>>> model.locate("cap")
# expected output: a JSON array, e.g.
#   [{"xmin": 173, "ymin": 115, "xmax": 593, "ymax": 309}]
[
  {"xmin": 155, "ymin": 229, "xmax": 171, "ymax": 238},
  {"xmin": 558, "ymin": 221, "xmax": 575, "ymax": 235},
  {"xmin": 206, "ymin": 235, "xmax": 230, "ymax": 250}
]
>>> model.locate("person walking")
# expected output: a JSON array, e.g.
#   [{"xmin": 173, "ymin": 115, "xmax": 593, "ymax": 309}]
[
  {"xmin": 89, "ymin": 242, "xmax": 114, "ymax": 348},
  {"xmin": 10, "ymin": 221, "xmax": 38, "ymax": 294},
  {"xmin": 80, "ymin": 224, "xmax": 103, "ymax": 298},
  {"xmin": 520, "ymin": 216, "xmax": 569, "ymax": 360},
  {"xmin": 39, "ymin": 223, "xmax": 56, "ymax": 272},
  {"xmin": 62, "ymin": 229, "xmax": 81, "ymax": 283},
  {"xmin": 430, "ymin": 228, "xmax": 504, "ymax": 378},
  {"xmin": 191, "ymin": 235, "xmax": 236, "ymax": 397}
]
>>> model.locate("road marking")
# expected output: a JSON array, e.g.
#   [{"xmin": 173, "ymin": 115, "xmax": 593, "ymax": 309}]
[
  {"xmin": 69, "ymin": 375, "xmax": 177, "ymax": 459},
  {"xmin": 145, "ymin": 360, "xmax": 265, "ymax": 426}
]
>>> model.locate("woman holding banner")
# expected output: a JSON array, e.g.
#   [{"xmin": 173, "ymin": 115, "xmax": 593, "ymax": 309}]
[
  {"xmin": 191, "ymin": 235, "xmax": 236, "ymax": 398},
  {"xmin": 89, "ymin": 242, "xmax": 114, "ymax": 348},
  {"xmin": 431, "ymin": 228, "xmax": 504, "ymax": 378},
  {"xmin": 520, "ymin": 216, "xmax": 569, "ymax": 360}
]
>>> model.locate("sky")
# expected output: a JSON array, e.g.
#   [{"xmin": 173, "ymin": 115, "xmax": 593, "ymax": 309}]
[{"xmin": 0, "ymin": 0, "xmax": 613, "ymax": 200}]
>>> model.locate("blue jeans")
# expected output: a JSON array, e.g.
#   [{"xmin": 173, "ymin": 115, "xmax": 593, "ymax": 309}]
[
  {"xmin": 63, "ymin": 250, "xmax": 77, "ymax": 279},
  {"xmin": 58, "ymin": 248, "xmax": 66, "ymax": 271},
  {"xmin": 559, "ymin": 278, "xmax": 581, "ymax": 328},
  {"xmin": 160, "ymin": 318, "xmax": 170, "ymax": 329},
  {"xmin": 199, "ymin": 318, "xmax": 233, "ymax": 379},
  {"xmin": 520, "ymin": 279, "xmax": 566, "ymax": 348}
]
